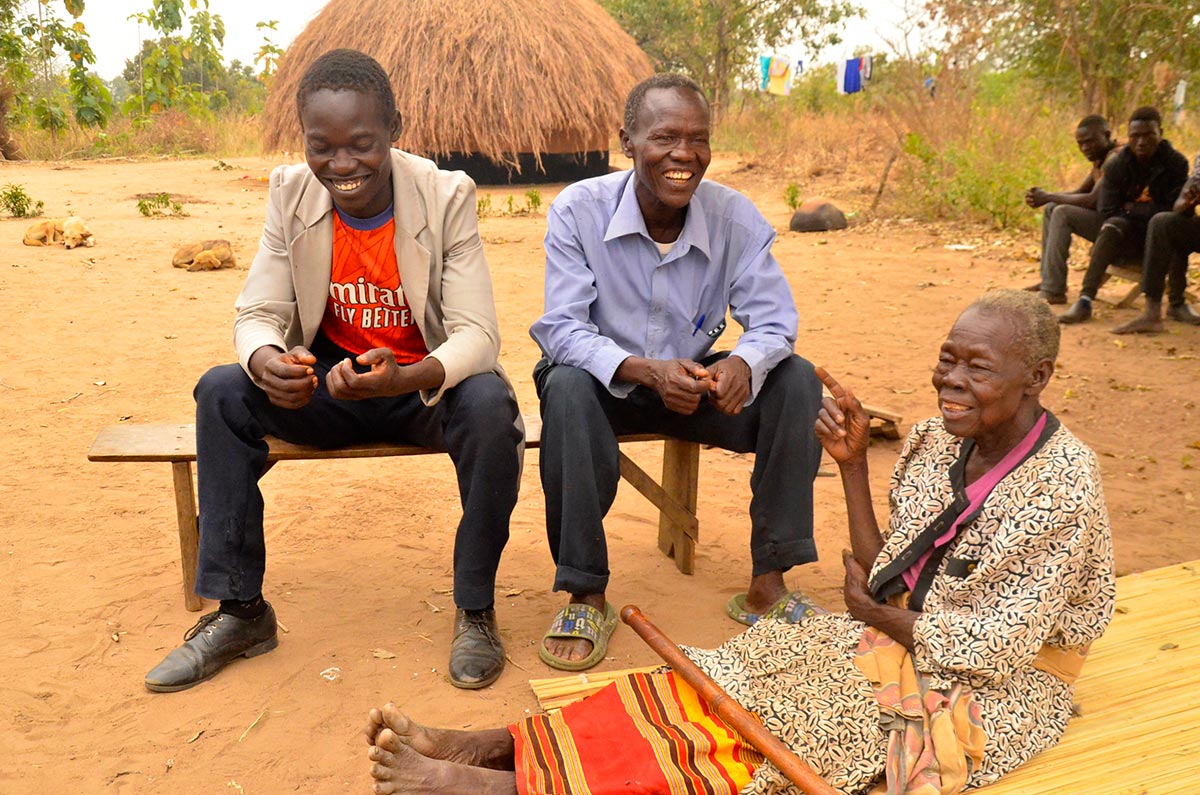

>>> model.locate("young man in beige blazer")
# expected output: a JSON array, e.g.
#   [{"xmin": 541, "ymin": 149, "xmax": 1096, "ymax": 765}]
[{"xmin": 145, "ymin": 49, "xmax": 521, "ymax": 693}]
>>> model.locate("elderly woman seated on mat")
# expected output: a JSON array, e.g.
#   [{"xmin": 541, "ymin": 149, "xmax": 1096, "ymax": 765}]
[{"xmin": 362, "ymin": 289, "xmax": 1116, "ymax": 795}]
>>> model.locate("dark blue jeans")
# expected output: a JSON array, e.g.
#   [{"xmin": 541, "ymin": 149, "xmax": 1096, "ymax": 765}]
[
  {"xmin": 534, "ymin": 353, "xmax": 823, "ymax": 596},
  {"xmin": 192, "ymin": 342, "xmax": 522, "ymax": 610}
]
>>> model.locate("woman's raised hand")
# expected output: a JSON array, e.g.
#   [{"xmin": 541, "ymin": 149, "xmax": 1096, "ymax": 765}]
[{"xmin": 814, "ymin": 367, "xmax": 871, "ymax": 465}]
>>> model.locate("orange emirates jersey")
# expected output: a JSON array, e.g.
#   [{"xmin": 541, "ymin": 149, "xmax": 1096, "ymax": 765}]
[{"xmin": 320, "ymin": 206, "xmax": 428, "ymax": 364}]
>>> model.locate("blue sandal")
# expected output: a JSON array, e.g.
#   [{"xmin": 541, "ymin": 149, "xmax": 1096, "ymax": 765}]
[
  {"xmin": 726, "ymin": 590, "xmax": 828, "ymax": 626},
  {"xmin": 538, "ymin": 602, "xmax": 618, "ymax": 672}
]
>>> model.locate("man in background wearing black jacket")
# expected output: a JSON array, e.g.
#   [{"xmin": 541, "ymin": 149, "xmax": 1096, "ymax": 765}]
[{"xmin": 1060, "ymin": 106, "xmax": 1189, "ymax": 325}]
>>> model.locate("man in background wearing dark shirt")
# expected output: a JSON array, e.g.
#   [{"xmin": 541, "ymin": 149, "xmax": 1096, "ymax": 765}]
[
  {"xmin": 1025, "ymin": 115, "xmax": 1117, "ymax": 304},
  {"xmin": 1112, "ymin": 151, "xmax": 1200, "ymax": 333},
  {"xmin": 1060, "ymin": 106, "xmax": 1189, "ymax": 325}
]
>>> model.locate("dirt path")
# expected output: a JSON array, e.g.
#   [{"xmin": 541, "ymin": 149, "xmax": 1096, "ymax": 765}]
[{"xmin": 1, "ymin": 153, "xmax": 1196, "ymax": 794}]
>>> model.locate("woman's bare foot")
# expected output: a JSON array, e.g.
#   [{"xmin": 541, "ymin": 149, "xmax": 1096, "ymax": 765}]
[
  {"xmin": 741, "ymin": 570, "xmax": 789, "ymax": 615},
  {"xmin": 542, "ymin": 593, "xmax": 605, "ymax": 664},
  {"xmin": 364, "ymin": 703, "xmax": 514, "ymax": 770},
  {"xmin": 368, "ymin": 728, "xmax": 517, "ymax": 795}
]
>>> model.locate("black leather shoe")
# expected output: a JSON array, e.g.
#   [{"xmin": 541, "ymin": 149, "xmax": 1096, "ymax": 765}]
[
  {"xmin": 1167, "ymin": 303, "xmax": 1200, "ymax": 325},
  {"xmin": 145, "ymin": 605, "xmax": 278, "ymax": 692},
  {"xmin": 1059, "ymin": 299, "xmax": 1093, "ymax": 324},
  {"xmin": 448, "ymin": 608, "xmax": 504, "ymax": 690}
]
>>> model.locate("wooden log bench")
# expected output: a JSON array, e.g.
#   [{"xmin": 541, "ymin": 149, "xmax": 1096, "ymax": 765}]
[
  {"xmin": 1104, "ymin": 261, "xmax": 1198, "ymax": 310},
  {"xmin": 88, "ymin": 402, "xmax": 903, "ymax": 613},
  {"xmin": 88, "ymin": 415, "xmax": 702, "ymax": 612}
]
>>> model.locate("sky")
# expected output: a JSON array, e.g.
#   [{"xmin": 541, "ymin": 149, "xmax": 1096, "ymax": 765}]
[{"xmin": 76, "ymin": 0, "xmax": 916, "ymax": 82}]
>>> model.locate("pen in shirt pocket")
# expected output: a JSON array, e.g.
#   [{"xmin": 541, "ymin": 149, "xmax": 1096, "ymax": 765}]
[{"xmin": 691, "ymin": 312, "xmax": 706, "ymax": 336}]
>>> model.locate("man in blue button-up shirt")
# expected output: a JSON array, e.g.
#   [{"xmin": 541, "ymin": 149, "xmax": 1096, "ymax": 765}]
[{"xmin": 529, "ymin": 74, "xmax": 824, "ymax": 670}]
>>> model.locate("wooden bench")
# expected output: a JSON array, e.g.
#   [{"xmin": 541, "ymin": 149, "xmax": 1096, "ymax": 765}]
[
  {"xmin": 1105, "ymin": 261, "xmax": 1198, "ymax": 309},
  {"xmin": 89, "ymin": 401, "xmax": 903, "ymax": 613},
  {"xmin": 88, "ymin": 415, "xmax": 702, "ymax": 612}
]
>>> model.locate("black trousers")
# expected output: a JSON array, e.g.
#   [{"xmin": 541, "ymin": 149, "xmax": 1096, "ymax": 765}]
[
  {"xmin": 192, "ymin": 337, "xmax": 522, "ymax": 610},
  {"xmin": 534, "ymin": 354, "xmax": 823, "ymax": 596},
  {"xmin": 1080, "ymin": 216, "xmax": 1146, "ymax": 299},
  {"xmin": 1141, "ymin": 211, "xmax": 1200, "ymax": 305}
]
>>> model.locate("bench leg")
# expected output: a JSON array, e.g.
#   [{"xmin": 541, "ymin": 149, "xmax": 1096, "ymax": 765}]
[
  {"xmin": 171, "ymin": 462, "xmax": 203, "ymax": 612},
  {"xmin": 657, "ymin": 440, "xmax": 699, "ymax": 574},
  {"xmin": 619, "ymin": 444, "xmax": 700, "ymax": 576},
  {"xmin": 1116, "ymin": 282, "xmax": 1141, "ymax": 309}
]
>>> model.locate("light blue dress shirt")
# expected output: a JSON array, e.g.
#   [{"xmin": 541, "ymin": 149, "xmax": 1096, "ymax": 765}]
[{"xmin": 530, "ymin": 169, "xmax": 798, "ymax": 403}]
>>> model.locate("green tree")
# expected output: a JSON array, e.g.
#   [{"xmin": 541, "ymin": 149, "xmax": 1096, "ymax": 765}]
[
  {"xmin": 254, "ymin": 19, "xmax": 283, "ymax": 83},
  {"xmin": 0, "ymin": 0, "xmax": 112, "ymax": 129},
  {"xmin": 928, "ymin": 0, "xmax": 1200, "ymax": 117},
  {"xmin": 601, "ymin": 0, "xmax": 858, "ymax": 121},
  {"xmin": 125, "ymin": 0, "xmax": 226, "ymax": 115}
]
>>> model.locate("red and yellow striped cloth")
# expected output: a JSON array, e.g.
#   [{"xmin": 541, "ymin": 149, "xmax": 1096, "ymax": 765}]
[{"xmin": 511, "ymin": 671, "xmax": 764, "ymax": 795}]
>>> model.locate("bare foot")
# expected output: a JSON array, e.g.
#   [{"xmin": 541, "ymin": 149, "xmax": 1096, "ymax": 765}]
[
  {"xmin": 742, "ymin": 570, "xmax": 789, "ymax": 614},
  {"xmin": 1112, "ymin": 313, "xmax": 1164, "ymax": 334},
  {"xmin": 364, "ymin": 703, "xmax": 514, "ymax": 770},
  {"xmin": 368, "ymin": 728, "xmax": 517, "ymax": 795},
  {"xmin": 542, "ymin": 593, "xmax": 605, "ymax": 664}
]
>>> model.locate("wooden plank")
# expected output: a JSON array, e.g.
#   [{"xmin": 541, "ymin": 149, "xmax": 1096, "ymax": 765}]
[
  {"xmin": 87, "ymin": 418, "xmax": 675, "ymax": 463},
  {"xmin": 657, "ymin": 439, "xmax": 699, "ymax": 574},
  {"xmin": 617, "ymin": 451, "xmax": 699, "ymax": 544},
  {"xmin": 171, "ymin": 462, "xmax": 203, "ymax": 612}
]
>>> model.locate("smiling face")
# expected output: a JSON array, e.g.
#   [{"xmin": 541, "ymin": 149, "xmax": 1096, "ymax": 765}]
[
  {"xmin": 1074, "ymin": 124, "xmax": 1111, "ymax": 164},
  {"xmin": 1126, "ymin": 119, "xmax": 1162, "ymax": 164},
  {"xmin": 301, "ymin": 88, "xmax": 402, "ymax": 218},
  {"xmin": 932, "ymin": 308, "xmax": 1049, "ymax": 450},
  {"xmin": 619, "ymin": 86, "xmax": 712, "ymax": 226}
]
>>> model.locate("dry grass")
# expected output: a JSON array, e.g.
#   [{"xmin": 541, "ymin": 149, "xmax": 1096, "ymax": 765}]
[
  {"xmin": 8, "ymin": 110, "xmax": 264, "ymax": 160},
  {"xmin": 261, "ymin": 0, "xmax": 652, "ymax": 162}
]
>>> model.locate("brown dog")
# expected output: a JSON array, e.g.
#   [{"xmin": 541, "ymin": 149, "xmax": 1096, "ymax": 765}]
[
  {"xmin": 22, "ymin": 217, "xmax": 95, "ymax": 249},
  {"xmin": 172, "ymin": 239, "xmax": 236, "ymax": 271}
]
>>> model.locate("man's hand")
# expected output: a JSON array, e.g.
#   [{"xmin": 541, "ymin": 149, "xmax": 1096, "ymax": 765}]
[
  {"xmin": 1180, "ymin": 179, "xmax": 1200, "ymax": 212},
  {"xmin": 1025, "ymin": 187, "xmax": 1048, "ymax": 208},
  {"xmin": 252, "ymin": 345, "xmax": 318, "ymax": 409},
  {"xmin": 615, "ymin": 357, "xmax": 709, "ymax": 415},
  {"xmin": 326, "ymin": 347, "xmax": 409, "ymax": 400},
  {"xmin": 814, "ymin": 367, "xmax": 871, "ymax": 466},
  {"xmin": 707, "ymin": 356, "xmax": 751, "ymax": 415}
]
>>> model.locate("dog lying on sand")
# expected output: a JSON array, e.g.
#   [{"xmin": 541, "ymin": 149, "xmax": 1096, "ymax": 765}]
[
  {"xmin": 172, "ymin": 239, "xmax": 236, "ymax": 271},
  {"xmin": 23, "ymin": 217, "xmax": 95, "ymax": 249}
]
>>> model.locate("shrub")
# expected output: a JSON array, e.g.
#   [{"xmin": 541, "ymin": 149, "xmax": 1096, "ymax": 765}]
[
  {"xmin": 0, "ymin": 184, "xmax": 44, "ymax": 217},
  {"xmin": 137, "ymin": 193, "xmax": 187, "ymax": 217}
]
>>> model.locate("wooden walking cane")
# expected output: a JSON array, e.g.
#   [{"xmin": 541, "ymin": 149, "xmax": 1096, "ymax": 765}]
[{"xmin": 621, "ymin": 605, "xmax": 841, "ymax": 795}]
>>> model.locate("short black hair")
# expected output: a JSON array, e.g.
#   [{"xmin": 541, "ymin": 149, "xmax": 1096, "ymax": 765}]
[
  {"xmin": 296, "ymin": 48, "xmax": 397, "ymax": 126},
  {"xmin": 1076, "ymin": 114, "xmax": 1109, "ymax": 132},
  {"xmin": 623, "ymin": 73, "xmax": 708, "ymax": 132},
  {"xmin": 1129, "ymin": 106, "xmax": 1162, "ymax": 127}
]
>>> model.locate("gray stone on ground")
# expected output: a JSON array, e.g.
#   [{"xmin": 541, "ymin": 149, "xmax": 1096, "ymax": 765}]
[{"xmin": 789, "ymin": 197, "xmax": 848, "ymax": 233}]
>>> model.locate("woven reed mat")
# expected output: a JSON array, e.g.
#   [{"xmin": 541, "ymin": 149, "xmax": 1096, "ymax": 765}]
[
  {"xmin": 528, "ymin": 561, "xmax": 1200, "ymax": 793},
  {"xmin": 982, "ymin": 559, "xmax": 1200, "ymax": 793}
]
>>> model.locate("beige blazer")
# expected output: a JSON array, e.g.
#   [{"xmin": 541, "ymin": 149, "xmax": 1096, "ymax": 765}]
[{"xmin": 233, "ymin": 149, "xmax": 512, "ymax": 406}]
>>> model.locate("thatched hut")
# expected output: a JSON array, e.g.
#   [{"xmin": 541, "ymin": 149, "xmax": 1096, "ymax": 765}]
[{"xmin": 261, "ymin": 0, "xmax": 653, "ymax": 184}]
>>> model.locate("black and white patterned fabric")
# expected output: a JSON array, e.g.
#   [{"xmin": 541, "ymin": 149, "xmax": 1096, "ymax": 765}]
[{"xmin": 681, "ymin": 417, "xmax": 1116, "ymax": 795}]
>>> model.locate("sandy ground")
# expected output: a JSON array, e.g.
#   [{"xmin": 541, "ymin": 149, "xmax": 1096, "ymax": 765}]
[{"xmin": 1, "ymin": 152, "xmax": 1197, "ymax": 794}]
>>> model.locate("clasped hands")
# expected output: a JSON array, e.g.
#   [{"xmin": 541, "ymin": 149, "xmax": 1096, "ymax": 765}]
[
  {"xmin": 641, "ymin": 356, "xmax": 751, "ymax": 415},
  {"xmin": 252, "ymin": 345, "xmax": 423, "ymax": 409}
]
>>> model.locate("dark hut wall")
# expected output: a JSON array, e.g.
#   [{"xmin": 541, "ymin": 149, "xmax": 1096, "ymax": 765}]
[{"xmin": 261, "ymin": 0, "xmax": 652, "ymax": 184}]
